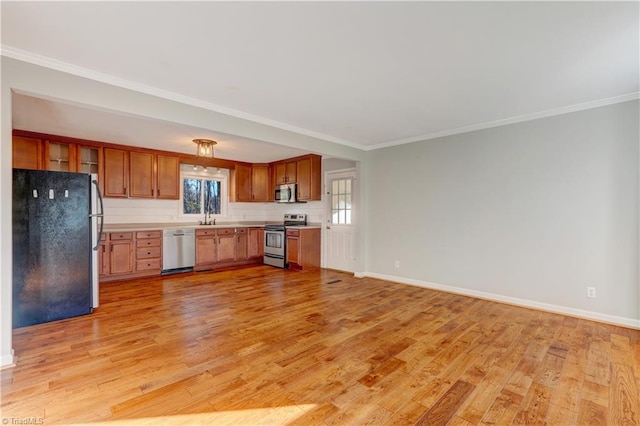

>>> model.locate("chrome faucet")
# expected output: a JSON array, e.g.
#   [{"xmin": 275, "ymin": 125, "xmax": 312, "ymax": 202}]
[{"xmin": 200, "ymin": 211, "xmax": 214, "ymax": 225}]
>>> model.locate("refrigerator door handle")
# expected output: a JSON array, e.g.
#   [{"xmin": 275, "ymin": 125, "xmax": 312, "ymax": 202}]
[{"xmin": 91, "ymin": 179, "xmax": 105, "ymax": 250}]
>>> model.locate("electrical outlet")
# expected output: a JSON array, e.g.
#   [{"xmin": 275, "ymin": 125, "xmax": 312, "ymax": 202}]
[
  {"xmin": 394, "ymin": 260, "xmax": 400, "ymax": 269},
  {"xmin": 587, "ymin": 287, "xmax": 596, "ymax": 298}
]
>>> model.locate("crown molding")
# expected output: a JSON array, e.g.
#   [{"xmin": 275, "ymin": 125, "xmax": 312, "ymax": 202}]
[
  {"xmin": 367, "ymin": 92, "xmax": 640, "ymax": 151},
  {"xmin": 1, "ymin": 45, "xmax": 368, "ymax": 151},
  {"xmin": 3, "ymin": 45, "xmax": 637, "ymax": 154}
]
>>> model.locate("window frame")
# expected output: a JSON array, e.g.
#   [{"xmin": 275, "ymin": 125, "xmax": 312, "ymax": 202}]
[{"xmin": 178, "ymin": 167, "xmax": 228, "ymax": 220}]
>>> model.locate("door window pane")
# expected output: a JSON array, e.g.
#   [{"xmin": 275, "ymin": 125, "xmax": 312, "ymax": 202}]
[{"xmin": 330, "ymin": 178, "xmax": 353, "ymax": 225}]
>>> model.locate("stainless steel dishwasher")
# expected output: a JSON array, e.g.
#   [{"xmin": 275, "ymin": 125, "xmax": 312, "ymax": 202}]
[{"xmin": 162, "ymin": 228, "xmax": 195, "ymax": 273}]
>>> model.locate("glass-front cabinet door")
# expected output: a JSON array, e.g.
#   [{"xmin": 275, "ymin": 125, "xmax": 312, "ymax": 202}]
[
  {"xmin": 77, "ymin": 145, "xmax": 102, "ymax": 174},
  {"xmin": 46, "ymin": 141, "xmax": 75, "ymax": 172}
]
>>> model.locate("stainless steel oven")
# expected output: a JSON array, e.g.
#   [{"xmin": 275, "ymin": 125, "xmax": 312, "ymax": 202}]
[
  {"xmin": 264, "ymin": 225, "xmax": 286, "ymax": 268},
  {"xmin": 264, "ymin": 214, "xmax": 307, "ymax": 268}
]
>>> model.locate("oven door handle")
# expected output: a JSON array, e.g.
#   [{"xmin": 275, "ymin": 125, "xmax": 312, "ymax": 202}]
[{"xmin": 264, "ymin": 253, "xmax": 284, "ymax": 259}]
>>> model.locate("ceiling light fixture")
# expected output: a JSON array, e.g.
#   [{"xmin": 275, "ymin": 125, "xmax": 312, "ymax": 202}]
[{"xmin": 193, "ymin": 138, "xmax": 217, "ymax": 158}]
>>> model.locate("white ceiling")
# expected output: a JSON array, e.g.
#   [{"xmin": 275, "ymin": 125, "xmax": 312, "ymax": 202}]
[{"xmin": 2, "ymin": 1, "xmax": 638, "ymax": 161}]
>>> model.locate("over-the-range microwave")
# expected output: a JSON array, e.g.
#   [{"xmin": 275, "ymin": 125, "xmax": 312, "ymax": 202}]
[{"xmin": 275, "ymin": 183, "xmax": 297, "ymax": 203}]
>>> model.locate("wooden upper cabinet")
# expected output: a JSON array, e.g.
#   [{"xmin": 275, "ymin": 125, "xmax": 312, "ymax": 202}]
[
  {"xmin": 76, "ymin": 145, "xmax": 102, "ymax": 175},
  {"xmin": 230, "ymin": 163, "xmax": 252, "ymax": 202},
  {"xmin": 13, "ymin": 130, "xmax": 322, "ymax": 203},
  {"xmin": 129, "ymin": 151, "xmax": 155, "ymax": 198},
  {"xmin": 13, "ymin": 134, "xmax": 105, "ymax": 193},
  {"xmin": 107, "ymin": 150, "xmax": 179, "ymax": 200},
  {"xmin": 274, "ymin": 161, "xmax": 297, "ymax": 185},
  {"xmin": 296, "ymin": 154, "xmax": 322, "ymax": 201},
  {"xmin": 104, "ymin": 148, "xmax": 129, "ymax": 198},
  {"xmin": 251, "ymin": 164, "xmax": 270, "ymax": 202},
  {"xmin": 12, "ymin": 136, "xmax": 43, "ymax": 170},
  {"xmin": 45, "ymin": 141, "xmax": 77, "ymax": 172},
  {"xmin": 156, "ymin": 155, "xmax": 180, "ymax": 200},
  {"xmin": 270, "ymin": 154, "xmax": 321, "ymax": 201}
]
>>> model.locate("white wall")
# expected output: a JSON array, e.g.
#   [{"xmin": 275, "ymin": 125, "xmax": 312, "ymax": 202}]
[
  {"xmin": 365, "ymin": 100, "xmax": 639, "ymax": 326},
  {"xmin": 0, "ymin": 60, "xmax": 14, "ymax": 366},
  {"xmin": 103, "ymin": 197, "xmax": 325, "ymax": 225}
]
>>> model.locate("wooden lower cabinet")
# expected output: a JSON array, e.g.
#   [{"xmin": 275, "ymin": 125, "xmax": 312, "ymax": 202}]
[
  {"xmin": 236, "ymin": 228, "xmax": 248, "ymax": 260},
  {"xmin": 216, "ymin": 228, "xmax": 237, "ymax": 263},
  {"xmin": 134, "ymin": 231, "xmax": 162, "ymax": 273},
  {"xmin": 99, "ymin": 232, "xmax": 134, "ymax": 278},
  {"xmin": 195, "ymin": 227, "xmax": 262, "ymax": 271},
  {"xmin": 97, "ymin": 237, "xmax": 109, "ymax": 277},
  {"xmin": 100, "ymin": 226, "xmax": 267, "ymax": 280},
  {"xmin": 286, "ymin": 232, "xmax": 300, "ymax": 266},
  {"xmin": 248, "ymin": 227, "xmax": 264, "ymax": 259},
  {"xmin": 286, "ymin": 228, "xmax": 321, "ymax": 271},
  {"xmin": 99, "ymin": 230, "xmax": 162, "ymax": 282},
  {"xmin": 195, "ymin": 229, "xmax": 216, "ymax": 266}
]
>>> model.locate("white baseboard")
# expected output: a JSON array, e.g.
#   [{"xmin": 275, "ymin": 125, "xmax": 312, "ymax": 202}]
[
  {"xmin": 354, "ymin": 272, "xmax": 640, "ymax": 330},
  {"xmin": 0, "ymin": 350, "xmax": 15, "ymax": 369}
]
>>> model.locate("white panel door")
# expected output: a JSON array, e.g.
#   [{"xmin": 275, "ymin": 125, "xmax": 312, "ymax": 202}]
[{"xmin": 325, "ymin": 170, "xmax": 356, "ymax": 272}]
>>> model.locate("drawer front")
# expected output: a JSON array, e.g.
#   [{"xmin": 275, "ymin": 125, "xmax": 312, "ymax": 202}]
[
  {"xmin": 196, "ymin": 229, "xmax": 215, "ymax": 237},
  {"xmin": 286, "ymin": 229, "xmax": 300, "ymax": 237},
  {"xmin": 136, "ymin": 258, "xmax": 161, "ymax": 271},
  {"xmin": 110, "ymin": 232, "xmax": 133, "ymax": 240},
  {"xmin": 216, "ymin": 228, "xmax": 235, "ymax": 236},
  {"xmin": 236, "ymin": 228, "xmax": 247, "ymax": 234},
  {"xmin": 136, "ymin": 238, "xmax": 161, "ymax": 248},
  {"xmin": 136, "ymin": 230, "xmax": 161, "ymax": 239},
  {"xmin": 136, "ymin": 247, "xmax": 161, "ymax": 259}
]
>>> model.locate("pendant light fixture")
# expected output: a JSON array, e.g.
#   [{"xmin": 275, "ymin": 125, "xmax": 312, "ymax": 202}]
[{"xmin": 193, "ymin": 138, "xmax": 217, "ymax": 158}]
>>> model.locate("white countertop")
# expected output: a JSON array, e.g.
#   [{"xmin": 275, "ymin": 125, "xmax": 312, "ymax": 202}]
[
  {"xmin": 102, "ymin": 222, "xmax": 321, "ymax": 232},
  {"xmin": 285, "ymin": 225, "xmax": 322, "ymax": 230}
]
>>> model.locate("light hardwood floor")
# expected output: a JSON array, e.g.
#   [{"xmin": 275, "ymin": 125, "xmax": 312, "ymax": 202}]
[{"xmin": 1, "ymin": 266, "xmax": 639, "ymax": 425}]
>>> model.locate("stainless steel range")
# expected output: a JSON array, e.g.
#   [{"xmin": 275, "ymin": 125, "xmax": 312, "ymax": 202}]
[{"xmin": 264, "ymin": 214, "xmax": 307, "ymax": 268}]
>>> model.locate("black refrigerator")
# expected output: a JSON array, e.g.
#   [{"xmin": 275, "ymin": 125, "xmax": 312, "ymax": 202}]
[{"xmin": 13, "ymin": 169, "xmax": 102, "ymax": 328}]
